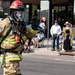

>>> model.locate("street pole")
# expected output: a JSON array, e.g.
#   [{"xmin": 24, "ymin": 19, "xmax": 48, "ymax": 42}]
[
  {"xmin": 47, "ymin": 0, "xmax": 50, "ymax": 49},
  {"xmin": 40, "ymin": 0, "xmax": 52, "ymax": 49},
  {"xmin": 47, "ymin": 0, "xmax": 52, "ymax": 49}
]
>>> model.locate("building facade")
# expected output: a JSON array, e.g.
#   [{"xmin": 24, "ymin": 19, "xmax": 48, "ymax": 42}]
[{"xmin": 0, "ymin": 0, "xmax": 74, "ymax": 26}]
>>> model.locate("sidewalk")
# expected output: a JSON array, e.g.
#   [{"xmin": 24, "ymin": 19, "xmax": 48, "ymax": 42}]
[
  {"xmin": 32, "ymin": 47, "xmax": 59, "ymax": 56},
  {"xmin": 23, "ymin": 38, "xmax": 75, "ymax": 56},
  {"xmin": 22, "ymin": 47, "xmax": 59, "ymax": 56},
  {"xmin": 23, "ymin": 39, "xmax": 60, "ymax": 56}
]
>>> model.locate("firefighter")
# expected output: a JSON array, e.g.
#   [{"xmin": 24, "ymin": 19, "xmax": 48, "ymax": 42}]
[{"xmin": 0, "ymin": 0, "xmax": 38, "ymax": 75}]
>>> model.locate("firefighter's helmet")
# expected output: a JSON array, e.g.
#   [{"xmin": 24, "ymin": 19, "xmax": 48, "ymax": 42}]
[
  {"xmin": 10, "ymin": 0, "xmax": 25, "ymax": 21},
  {"xmin": 10, "ymin": 0, "xmax": 24, "ymax": 11}
]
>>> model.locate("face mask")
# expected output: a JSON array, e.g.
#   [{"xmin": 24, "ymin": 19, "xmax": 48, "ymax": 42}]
[{"xmin": 14, "ymin": 11, "xmax": 24, "ymax": 21}]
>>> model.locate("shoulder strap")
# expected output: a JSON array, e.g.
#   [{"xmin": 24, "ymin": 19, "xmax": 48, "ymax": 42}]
[
  {"xmin": 0, "ymin": 16, "xmax": 13, "ymax": 45},
  {"xmin": 0, "ymin": 27, "xmax": 12, "ymax": 45}
]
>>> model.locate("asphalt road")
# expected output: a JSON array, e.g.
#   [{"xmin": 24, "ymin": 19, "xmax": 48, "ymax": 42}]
[{"xmin": 0, "ymin": 54, "xmax": 75, "ymax": 75}]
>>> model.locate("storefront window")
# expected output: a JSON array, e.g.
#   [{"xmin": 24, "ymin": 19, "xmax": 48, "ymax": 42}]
[
  {"xmin": 54, "ymin": 6, "xmax": 58, "ymax": 13},
  {"xmin": 3, "ymin": 1, "xmax": 10, "ymax": 9},
  {"xmin": 0, "ymin": 1, "xmax": 2, "ymax": 9},
  {"xmin": 3, "ymin": 1, "xmax": 10, "ymax": 17}
]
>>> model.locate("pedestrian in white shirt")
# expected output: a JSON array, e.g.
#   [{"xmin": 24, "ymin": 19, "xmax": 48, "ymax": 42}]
[{"xmin": 50, "ymin": 20, "xmax": 61, "ymax": 51}]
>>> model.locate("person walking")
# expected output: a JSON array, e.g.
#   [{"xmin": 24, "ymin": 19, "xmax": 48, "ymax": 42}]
[
  {"xmin": 0, "ymin": 0, "xmax": 37, "ymax": 75},
  {"xmin": 0, "ymin": 0, "xmax": 26, "ymax": 75},
  {"xmin": 50, "ymin": 20, "xmax": 61, "ymax": 51}
]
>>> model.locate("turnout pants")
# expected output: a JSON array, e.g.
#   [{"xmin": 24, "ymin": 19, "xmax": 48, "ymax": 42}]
[{"xmin": 3, "ymin": 61, "xmax": 21, "ymax": 75}]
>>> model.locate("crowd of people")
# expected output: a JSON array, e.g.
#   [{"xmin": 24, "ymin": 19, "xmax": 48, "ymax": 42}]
[
  {"xmin": 50, "ymin": 20, "xmax": 73, "ymax": 52},
  {"xmin": 23, "ymin": 15, "xmax": 74, "ymax": 53},
  {"xmin": 24, "ymin": 17, "xmax": 74, "ymax": 53}
]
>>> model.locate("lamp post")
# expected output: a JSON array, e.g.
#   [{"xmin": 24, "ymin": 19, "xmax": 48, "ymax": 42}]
[{"xmin": 40, "ymin": 0, "xmax": 52, "ymax": 49}]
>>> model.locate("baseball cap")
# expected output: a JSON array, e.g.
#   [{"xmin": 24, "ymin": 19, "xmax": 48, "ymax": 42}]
[{"xmin": 54, "ymin": 20, "xmax": 58, "ymax": 23}]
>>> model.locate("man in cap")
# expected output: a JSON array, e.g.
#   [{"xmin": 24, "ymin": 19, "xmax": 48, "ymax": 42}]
[{"xmin": 50, "ymin": 20, "xmax": 61, "ymax": 51}]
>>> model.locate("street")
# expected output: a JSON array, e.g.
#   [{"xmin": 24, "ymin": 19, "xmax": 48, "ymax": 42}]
[
  {"xmin": 21, "ymin": 54, "xmax": 75, "ymax": 75},
  {"xmin": 1, "ymin": 53, "xmax": 75, "ymax": 75}
]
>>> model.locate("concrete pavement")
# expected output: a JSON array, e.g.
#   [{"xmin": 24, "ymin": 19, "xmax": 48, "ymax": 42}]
[
  {"xmin": 30, "ymin": 27, "xmax": 75, "ymax": 56},
  {"xmin": 31, "ymin": 47, "xmax": 59, "ymax": 56},
  {"xmin": 22, "ymin": 47, "xmax": 59, "ymax": 56},
  {"xmin": 22, "ymin": 39, "xmax": 61, "ymax": 56},
  {"xmin": 23, "ymin": 38, "xmax": 75, "ymax": 56}
]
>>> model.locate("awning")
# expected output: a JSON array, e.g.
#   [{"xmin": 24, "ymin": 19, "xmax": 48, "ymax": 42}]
[{"xmin": 21, "ymin": 0, "xmax": 68, "ymax": 5}]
